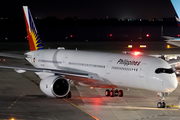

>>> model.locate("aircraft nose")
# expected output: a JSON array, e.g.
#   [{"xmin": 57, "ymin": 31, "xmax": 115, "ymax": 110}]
[{"xmin": 166, "ymin": 75, "xmax": 178, "ymax": 92}]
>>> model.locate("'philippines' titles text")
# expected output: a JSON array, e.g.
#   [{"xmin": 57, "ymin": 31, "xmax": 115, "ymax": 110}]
[{"xmin": 117, "ymin": 59, "xmax": 141, "ymax": 66}]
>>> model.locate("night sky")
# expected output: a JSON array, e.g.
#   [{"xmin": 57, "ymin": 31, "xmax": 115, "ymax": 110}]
[{"xmin": 0, "ymin": 0, "xmax": 177, "ymax": 19}]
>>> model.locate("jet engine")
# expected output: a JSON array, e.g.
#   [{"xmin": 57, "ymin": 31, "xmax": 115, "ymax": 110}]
[{"xmin": 40, "ymin": 75, "xmax": 70, "ymax": 97}]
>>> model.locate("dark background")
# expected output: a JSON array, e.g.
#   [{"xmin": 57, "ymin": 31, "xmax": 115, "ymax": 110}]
[
  {"xmin": 0, "ymin": 18, "xmax": 180, "ymax": 43},
  {"xmin": 0, "ymin": 0, "xmax": 180, "ymax": 51},
  {"xmin": 0, "ymin": 0, "xmax": 176, "ymax": 19}
]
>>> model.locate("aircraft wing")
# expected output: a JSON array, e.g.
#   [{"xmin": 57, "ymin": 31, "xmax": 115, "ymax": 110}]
[
  {"xmin": 0, "ymin": 65, "xmax": 108, "ymax": 87},
  {"xmin": 0, "ymin": 52, "xmax": 26, "ymax": 59},
  {"xmin": 0, "ymin": 65, "xmax": 102, "ymax": 80}
]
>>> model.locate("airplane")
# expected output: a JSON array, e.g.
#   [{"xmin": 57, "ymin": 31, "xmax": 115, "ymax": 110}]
[{"xmin": 0, "ymin": 6, "xmax": 178, "ymax": 109}]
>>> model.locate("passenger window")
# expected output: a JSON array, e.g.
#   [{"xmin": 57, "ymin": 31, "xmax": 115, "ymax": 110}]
[{"xmin": 155, "ymin": 68, "xmax": 174, "ymax": 74}]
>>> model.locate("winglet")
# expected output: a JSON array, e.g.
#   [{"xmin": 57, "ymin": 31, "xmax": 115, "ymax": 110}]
[{"xmin": 23, "ymin": 6, "xmax": 43, "ymax": 51}]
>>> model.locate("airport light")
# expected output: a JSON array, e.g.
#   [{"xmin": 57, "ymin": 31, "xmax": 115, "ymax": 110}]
[
  {"xmin": 146, "ymin": 34, "xmax": 149, "ymax": 37},
  {"xmin": 110, "ymin": 34, "xmax": 112, "ymax": 37},
  {"xmin": 128, "ymin": 45, "xmax": 132, "ymax": 48},
  {"xmin": 140, "ymin": 45, "xmax": 146, "ymax": 48},
  {"xmin": 70, "ymin": 35, "xmax": 73, "ymax": 37}
]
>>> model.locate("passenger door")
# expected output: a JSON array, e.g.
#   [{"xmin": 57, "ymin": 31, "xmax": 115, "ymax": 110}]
[
  {"xmin": 139, "ymin": 63, "xmax": 147, "ymax": 77},
  {"xmin": 106, "ymin": 60, "xmax": 112, "ymax": 74}
]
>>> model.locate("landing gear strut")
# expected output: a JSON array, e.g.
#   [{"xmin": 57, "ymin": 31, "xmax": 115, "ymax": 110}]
[
  {"xmin": 157, "ymin": 92, "xmax": 169, "ymax": 108},
  {"xmin": 67, "ymin": 91, "xmax": 72, "ymax": 98},
  {"xmin": 105, "ymin": 89, "xmax": 123, "ymax": 97},
  {"xmin": 64, "ymin": 91, "xmax": 71, "ymax": 98}
]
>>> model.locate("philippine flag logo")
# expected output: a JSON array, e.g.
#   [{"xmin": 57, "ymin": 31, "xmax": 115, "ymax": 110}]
[{"xmin": 33, "ymin": 58, "xmax": 35, "ymax": 62}]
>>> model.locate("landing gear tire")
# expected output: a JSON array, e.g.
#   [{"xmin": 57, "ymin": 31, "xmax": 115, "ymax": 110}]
[
  {"xmin": 157, "ymin": 102, "xmax": 166, "ymax": 108},
  {"xmin": 118, "ymin": 90, "xmax": 123, "ymax": 97},
  {"xmin": 105, "ymin": 89, "xmax": 110, "ymax": 96},
  {"xmin": 105, "ymin": 89, "xmax": 124, "ymax": 97},
  {"xmin": 110, "ymin": 90, "xmax": 115, "ymax": 97},
  {"xmin": 115, "ymin": 89, "xmax": 118, "ymax": 96},
  {"xmin": 157, "ymin": 102, "xmax": 162, "ymax": 108},
  {"xmin": 162, "ymin": 102, "xmax": 166, "ymax": 108}
]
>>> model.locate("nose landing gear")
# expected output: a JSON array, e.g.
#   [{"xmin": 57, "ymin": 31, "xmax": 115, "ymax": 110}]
[
  {"xmin": 157, "ymin": 101, "xmax": 166, "ymax": 108},
  {"xmin": 157, "ymin": 92, "xmax": 169, "ymax": 108}
]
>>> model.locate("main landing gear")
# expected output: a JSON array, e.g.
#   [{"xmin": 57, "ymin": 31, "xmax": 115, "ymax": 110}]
[
  {"xmin": 157, "ymin": 92, "xmax": 169, "ymax": 108},
  {"xmin": 105, "ymin": 89, "xmax": 123, "ymax": 97}
]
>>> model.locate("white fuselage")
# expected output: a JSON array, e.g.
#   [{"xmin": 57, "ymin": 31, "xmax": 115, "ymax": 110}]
[{"xmin": 25, "ymin": 49, "xmax": 178, "ymax": 93}]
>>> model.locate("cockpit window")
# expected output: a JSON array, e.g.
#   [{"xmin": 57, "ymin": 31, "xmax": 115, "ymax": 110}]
[{"xmin": 155, "ymin": 68, "xmax": 174, "ymax": 74}]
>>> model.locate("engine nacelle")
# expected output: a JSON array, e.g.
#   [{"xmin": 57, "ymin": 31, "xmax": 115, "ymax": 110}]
[{"xmin": 40, "ymin": 75, "xmax": 70, "ymax": 97}]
